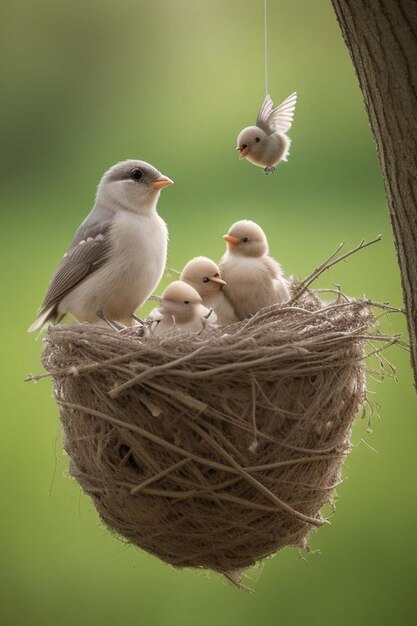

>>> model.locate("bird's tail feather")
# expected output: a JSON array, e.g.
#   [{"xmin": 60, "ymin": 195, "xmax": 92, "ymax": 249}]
[{"xmin": 27, "ymin": 306, "xmax": 55, "ymax": 333}]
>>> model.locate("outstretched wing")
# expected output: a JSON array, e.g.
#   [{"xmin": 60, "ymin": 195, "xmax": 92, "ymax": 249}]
[
  {"xmin": 256, "ymin": 92, "xmax": 297, "ymax": 135},
  {"xmin": 37, "ymin": 220, "xmax": 112, "ymax": 318}
]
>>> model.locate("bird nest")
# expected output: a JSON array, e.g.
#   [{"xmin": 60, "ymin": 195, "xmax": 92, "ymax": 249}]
[{"xmin": 31, "ymin": 240, "xmax": 401, "ymax": 586}]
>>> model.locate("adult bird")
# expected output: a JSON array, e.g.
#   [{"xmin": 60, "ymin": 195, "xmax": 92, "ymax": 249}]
[
  {"xmin": 28, "ymin": 160, "xmax": 173, "ymax": 332},
  {"xmin": 236, "ymin": 92, "xmax": 297, "ymax": 174}
]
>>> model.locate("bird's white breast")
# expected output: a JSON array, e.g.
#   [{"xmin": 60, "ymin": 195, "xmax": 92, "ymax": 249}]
[
  {"xmin": 203, "ymin": 291, "xmax": 237, "ymax": 326},
  {"xmin": 247, "ymin": 133, "xmax": 290, "ymax": 167},
  {"xmin": 110, "ymin": 209, "xmax": 167, "ymax": 290},
  {"xmin": 221, "ymin": 255, "xmax": 277, "ymax": 319}
]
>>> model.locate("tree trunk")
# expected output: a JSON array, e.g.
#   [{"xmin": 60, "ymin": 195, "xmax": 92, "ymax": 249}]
[{"xmin": 331, "ymin": 0, "xmax": 417, "ymax": 388}]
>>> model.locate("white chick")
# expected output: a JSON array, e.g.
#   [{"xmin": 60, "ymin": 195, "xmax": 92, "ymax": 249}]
[
  {"xmin": 29, "ymin": 160, "xmax": 173, "ymax": 331},
  {"xmin": 219, "ymin": 220, "xmax": 290, "ymax": 320},
  {"xmin": 236, "ymin": 92, "xmax": 297, "ymax": 174},
  {"xmin": 180, "ymin": 256, "xmax": 237, "ymax": 326},
  {"xmin": 151, "ymin": 281, "xmax": 217, "ymax": 336}
]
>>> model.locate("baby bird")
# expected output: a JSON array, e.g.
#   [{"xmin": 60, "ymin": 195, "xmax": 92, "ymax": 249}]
[
  {"xmin": 236, "ymin": 92, "xmax": 297, "ymax": 174},
  {"xmin": 180, "ymin": 256, "xmax": 237, "ymax": 326},
  {"xmin": 29, "ymin": 160, "xmax": 173, "ymax": 331},
  {"xmin": 219, "ymin": 220, "xmax": 290, "ymax": 320},
  {"xmin": 151, "ymin": 281, "xmax": 217, "ymax": 336}
]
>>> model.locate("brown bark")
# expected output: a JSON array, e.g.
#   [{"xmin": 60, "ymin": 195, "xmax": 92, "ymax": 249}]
[{"xmin": 331, "ymin": 0, "xmax": 417, "ymax": 388}]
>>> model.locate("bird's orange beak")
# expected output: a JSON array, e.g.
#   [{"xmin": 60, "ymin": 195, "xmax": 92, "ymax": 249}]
[
  {"xmin": 238, "ymin": 147, "xmax": 250, "ymax": 160},
  {"xmin": 223, "ymin": 234, "xmax": 240, "ymax": 247},
  {"xmin": 152, "ymin": 176, "xmax": 174, "ymax": 191},
  {"xmin": 209, "ymin": 276, "xmax": 227, "ymax": 285}
]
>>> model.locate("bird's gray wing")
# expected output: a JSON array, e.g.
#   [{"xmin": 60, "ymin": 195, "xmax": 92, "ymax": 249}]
[
  {"xmin": 70, "ymin": 204, "xmax": 115, "ymax": 247},
  {"xmin": 38, "ymin": 220, "xmax": 112, "ymax": 316},
  {"xmin": 256, "ymin": 92, "xmax": 297, "ymax": 134}
]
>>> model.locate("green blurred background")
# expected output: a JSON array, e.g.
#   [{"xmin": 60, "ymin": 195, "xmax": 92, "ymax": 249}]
[{"xmin": 1, "ymin": 0, "xmax": 416, "ymax": 624}]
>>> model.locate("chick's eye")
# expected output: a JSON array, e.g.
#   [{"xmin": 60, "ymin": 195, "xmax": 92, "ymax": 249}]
[
  {"xmin": 184, "ymin": 300, "xmax": 190, "ymax": 305},
  {"xmin": 130, "ymin": 168, "xmax": 143, "ymax": 181},
  {"xmin": 203, "ymin": 277, "xmax": 209, "ymax": 283},
  {"xmin": 242, "ymin": 237, "xmax": 248, "ymax": 243},
  {"xmin": 255, "ymin": 137, "xmax": 260, "ymax": 143}
]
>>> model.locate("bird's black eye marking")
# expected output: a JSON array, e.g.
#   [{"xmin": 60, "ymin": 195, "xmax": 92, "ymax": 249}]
[
  {"xmin": 242, "ymin": 144, "xmax": 248, "ymax": 149},
  {"xmin": 203, "ymin": 277, "xmax": 209, "ymax": 283},
  {"xmin": 242, "ymin": 237, "xmax": 248, "ymax": 243},
  {"xmin": 255, "ymin": 137, "xmax": 260, "ymax": 142},
  {"xmin": 130, "ymin": 168, "xmax": 143, "ymax": 181},
  {"xmin": 184, "ymin": 300, "xmax": 190, "ymax": 305}
]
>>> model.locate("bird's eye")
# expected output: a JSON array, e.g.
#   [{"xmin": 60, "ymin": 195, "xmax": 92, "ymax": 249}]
[
  {"xmin": 203, "ymin": 277, "xmax": 209, "ymax": 283},
  {"xmin": 184, "ymin": 300, "xmax": 190, "ymax": 305},
  {"xmin": 242, "ymin": 144, "xmax": 248, "ymax": 149},
  {"xmin": 255, "ymin": 137, "xmax": 260, "ymax": 143},
  {"xmin": 130, "ymin": 168, "xmax": 143, "ymax": 181},
  {"xmin": 242, "ymin": 237, "xmax": 248, "ymax": 243}
]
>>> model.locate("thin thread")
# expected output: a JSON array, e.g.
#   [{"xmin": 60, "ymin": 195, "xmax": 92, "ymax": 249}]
[{"xmin": 264, "ymin": 0, "xmax": 268, "ymax": 96}]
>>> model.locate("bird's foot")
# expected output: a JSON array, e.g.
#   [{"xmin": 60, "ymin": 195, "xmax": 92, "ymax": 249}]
[
  {"xmin": 96, "ymin": 309, "xmax": 125, "ymax": 332},
  {"xmin": 198, "ymin": 309, "xmax": 215, "ymax": 334},
  {"xmin": 203, "ymin": 308, "xmax": 214, "ymax": 320},
  {"xmin": 152, "ymin": 319, "xmax": 161, "ymax": 331},
  {"xmin": 129, "ymin": 313, "xmax": 145, "ymax": 325},
  {"xmin": 264, "ymin": 166, "xmax": 276, "ymax": 175}
]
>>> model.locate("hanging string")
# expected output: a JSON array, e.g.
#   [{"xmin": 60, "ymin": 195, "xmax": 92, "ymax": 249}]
[{"xmin": 264, "ymin": 0, "xmax": 269, "ymax": 97}]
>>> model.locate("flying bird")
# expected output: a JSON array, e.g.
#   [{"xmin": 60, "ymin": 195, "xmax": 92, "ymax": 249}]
[
  {"xmin": 219, "ymin": 220, "xmax": 290, "ymax": 320},
  {"xmin": 180, "ymin": 256, "xmax": 237, "ymax": 326},
  {"xmin": 236, "ymin": 92, "xmax": 297, "ymax": 174},
  {"xmin": 28, "ymin": 160, "xmax": 173, "ymax": 332},
  {"xmin": 150, "ymin": 281, "xmax": 217, "ymax": 335}
]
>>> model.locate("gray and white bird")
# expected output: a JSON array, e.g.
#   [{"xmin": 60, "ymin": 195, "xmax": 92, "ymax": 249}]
[
  {"xmin": 236, "ymin": 92, "xmax": 297, "ymax": 174},
  {"xmin": 150, "ymin": 281, "xmax": 217, "ymax": 335},
  {"xmin": 219, "ymin": 220, "xmax": 290, "ymax": 320},
  {"xmin": 180, "ymin": 256, "xmax": 237, "ymax": 326},
  {"xmin": 28, "ymin": 160, "xmax": 173, "ymax": 332}
]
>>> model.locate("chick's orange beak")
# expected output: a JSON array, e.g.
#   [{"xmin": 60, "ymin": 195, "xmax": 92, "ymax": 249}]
[
  {"xmin": 223, "ymin": 234, "xmax": 240, "ymax": 246},
  {"xmin": 152, "ymin": 176, "xmax": 174, "ymax": 191},
  {"xmin": 238, "ymin": 146, "xmax": 249, "ymax": 160},
  {"xmin": 209, "ymin": 276, "xmax": 227, "ymax": 285}
]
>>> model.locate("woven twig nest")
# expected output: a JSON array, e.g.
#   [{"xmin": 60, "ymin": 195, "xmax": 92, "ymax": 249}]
[{"xmin": 39, "ymin": 282, "xmax": 389, "ymax": 583}]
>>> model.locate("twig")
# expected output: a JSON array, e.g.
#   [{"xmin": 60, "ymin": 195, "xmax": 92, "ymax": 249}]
[
  {"xmin": 248, "ymin": 377, "xmax": 259, "ymax": 453},
  {"xmin": 313, "ymin": 287, "xmax": 350, "ymax": 302},
  {"xmin": 165, "ymin": 266, "xmax": 181, "ymax": 277},
  {"xmin": 25, "ymin": 349, "xmax": 147, "ymax": 383},
  {"xmin": 246, "ymin": 453, "xmax": 346, "ymax": 472},
  {"xmin": 363, "ymin": 300, "xmax": 405, "ymax": 314},
  {"xmin": 147, "ymin": 294, "xmax": 163, "ymax": 303},
  {"xmin": 57, "ymin": 400, "xmax": 252, "ymax": 476},
  {"xmin": 130, "ymin": 458, "xmax": 190, "ymax": 495},
  {"xmin": 183, "ymin": 417, "xmax": 325, "ymax": 527},
  {"xmin": 289, "ymin": 235, "xmax": 382, "ymax": 305},
  {"xmin": 109, "ymin": 345, "xmax": 208, "ymax": 398},
  {"xmin": 363, "ymin": 337, "xmax": 400, "ymax": 360}
]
